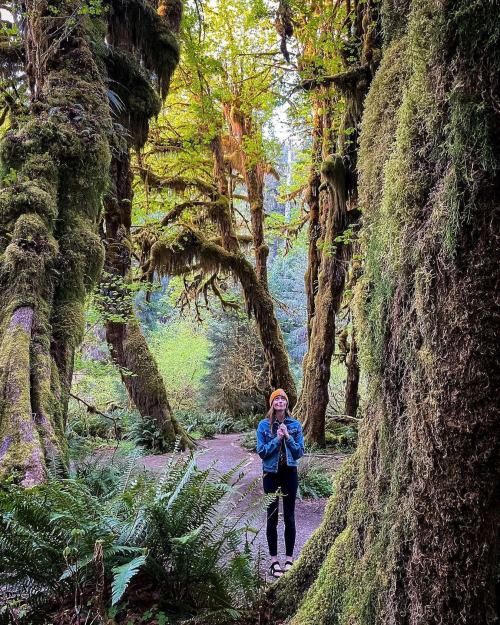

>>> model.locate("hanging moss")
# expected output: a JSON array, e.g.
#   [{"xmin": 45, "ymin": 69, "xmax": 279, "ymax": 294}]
[
  {"xmin": 107, "ymin": 0, "xmax": 180, "ymax": 98},
  {"xmin": 101, "ymin": 46, "xmax": 161, "ymax": 148}
]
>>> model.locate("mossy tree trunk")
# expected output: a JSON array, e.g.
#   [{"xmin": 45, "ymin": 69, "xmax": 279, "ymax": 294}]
[
  {"xmin": 98, "ymin": 2, "xmax": 191, "ymax": 449},
  {"xmin": 266, "ymin": 1, "xmax": 499, "ymax": 623},
  {"xmin": 219, "ymin": 105, "xmax": 297, "ymax": 403},
  {"xmin": 0, "ymin": 1, "xmax": 111, "ymax": 484},
  {"xmin": 294, "ymin": 1, "xmax": 375, "ymax": 444},
  {"xmin": 210, "ymin": 134, "xmax": 297, "ymax": 405},
  {"xmin": 246, "ymin": 164, "xmax": 269, "ymax": 287},
  {"xmin": 344, "ymin": 331, "xmax": 359, "ymax": 418},
  {"xmin": 304, "ymin": 97, "xmax": 323, "ymax": 339},
  {"xmin": 103, "ymin": 150, "xmax": 191, "ymax": 449}
]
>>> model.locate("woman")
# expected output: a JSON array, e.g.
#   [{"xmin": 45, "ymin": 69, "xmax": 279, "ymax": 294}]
[{"xmin": 256, "ymin": 389, "xmax": 305, "ymax": 578}]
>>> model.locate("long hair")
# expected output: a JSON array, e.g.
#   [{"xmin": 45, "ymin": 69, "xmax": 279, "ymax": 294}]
[{"xmin": 267, "ymin": 404, "xmax": 292, "ymax": 428}]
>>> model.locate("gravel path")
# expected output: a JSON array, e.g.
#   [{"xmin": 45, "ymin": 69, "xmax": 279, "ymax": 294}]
[{"xmin": 140, "ymin": 433, "xmax": 348, "ymax": 562}]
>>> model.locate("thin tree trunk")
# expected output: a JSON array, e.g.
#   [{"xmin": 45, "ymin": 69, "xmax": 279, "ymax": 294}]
[
  {"xmin": 296, "ymin": 156, "xmax": 354, "ymax": 445},
  {"xmin": 0, "ymin": 0, "xmax": 111, "ymax": 483},
  {"xmin": 209, "ymin": 135, "xmax": 297, "ymax": 404},
  {"xmin": 103, "ymin": 151, "xmax": 191, "ymax": 449},
  {"xmin": 246, "ymin": 165, "xmax": 269, "ymax": 287},
  {"xmin": 295, "ymin": 39, "xmax": 371, "ymax": 446},
  {"xmin": 237, "ymin": 264, "xmax": 297, "ymax": 406},
  {"xmin": 304, "ymin": 101, "xmax": 323, "ymax": 339},
  {"xmin": 344, "ymin": 332, "xmax": 359, "ymax": 417}
]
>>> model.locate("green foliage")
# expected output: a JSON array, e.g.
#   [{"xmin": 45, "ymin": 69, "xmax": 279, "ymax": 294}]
[
  {"xmin": 179, "ymin": 410, "xmax": 257, "ymax": 440},
  {"xmin": 67, "ymin": 404, "xmax": 116, "ymax": 439},
  {"xmin": 0, "ymin": 449, "xmax": 263, "ymax": 623},
  {"xmin": 268, "ymin": 246, "xmax": 308, "ymax": 378},
  {"xmin": 201, "ymin": 313, "xmax": 269, "ymax": 416},
  {"xmin": 127, "ymin": 415, "xmax": 174, "ymax": 453},
  {"xmin": 149, "ymin": 320, "xmax": 210, "ymax": 412},
  {"xmin": 238, "ymin": 430, "xmax": 257, "ymax": 452},
  {"xmin": 325, "ymin": 422, "xmax": 358, "ymax": 452},
  {"xmin": 111, "ymin": 554, "xmax": 147, "ymax": 606},
  {"xmin": 298, "ymin": 458, "xmax": 335, "ymax": 500}
]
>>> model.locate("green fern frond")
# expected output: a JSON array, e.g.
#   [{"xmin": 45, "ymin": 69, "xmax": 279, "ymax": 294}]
[{"xmin": 111, "ymin": 554, "xmax": 147, "ymax": 605}]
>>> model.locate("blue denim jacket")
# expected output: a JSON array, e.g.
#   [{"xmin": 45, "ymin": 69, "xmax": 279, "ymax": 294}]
[{"xmin": 256, "ymin": 416, "xmax": 305, "ymax": 473}]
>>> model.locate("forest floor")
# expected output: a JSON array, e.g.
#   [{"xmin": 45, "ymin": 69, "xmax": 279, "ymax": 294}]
[{"xmin": 137, "ymin": 433, "xmax": 348, "ymax": 562}]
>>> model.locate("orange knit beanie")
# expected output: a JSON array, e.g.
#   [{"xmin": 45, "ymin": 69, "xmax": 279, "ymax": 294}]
[{"xmin": 269, "ymin": 389, "xmax": 288, "ymax": 407}]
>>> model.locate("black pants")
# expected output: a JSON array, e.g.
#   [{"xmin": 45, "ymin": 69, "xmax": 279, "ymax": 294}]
[{"xmin": 263, "ymin": 465, "xmax": 298, "ymax": 557}]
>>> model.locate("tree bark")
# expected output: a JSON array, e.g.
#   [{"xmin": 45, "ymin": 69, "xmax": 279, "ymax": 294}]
[
  {"xmin": 304, "ymin": 99, "xmax": 323, "ymax": 338},
  {"xmin": 266, "ymin": 1, "xmax": 500, "ymax": 622},
  {"xmin": 0, "ymin": 0, "xmax": 111, "ymax": 483},
  {"xmin": 98, "ymin": 5, "xmax": 191, "ymax": 449},
  {"xmin": 246, "ymin": 165, "xmax": 269, "ymax": 287},
  {"xmin": 344, "ymin": 331, "xmax": 359, "ymax": 417},
  {"xmin": 295, "ymin": 156, "xmax": 355, "ymax": 445}
]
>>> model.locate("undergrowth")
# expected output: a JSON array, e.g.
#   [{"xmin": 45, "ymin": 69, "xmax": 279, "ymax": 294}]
[
  {"xmin": 298, "ymin": 458, "xmax": 335, "ymax": 500},
  {"xmin": 0, "ymin": 447, "xmax": 265, "ymax": 624}
]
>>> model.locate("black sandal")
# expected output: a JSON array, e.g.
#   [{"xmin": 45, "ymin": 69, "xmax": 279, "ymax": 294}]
[
  {"xmin": 284, "ymin": 560, "xmax": 294, "ymax": 572},
  {"xmin": 269, "ymin": 561, "xmax": 283, "ymax": 578}
]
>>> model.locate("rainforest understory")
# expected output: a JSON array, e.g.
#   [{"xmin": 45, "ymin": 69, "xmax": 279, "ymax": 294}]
[{"xmin": 0, "ymin": 0, "xmax": 498, "ymax": 623}]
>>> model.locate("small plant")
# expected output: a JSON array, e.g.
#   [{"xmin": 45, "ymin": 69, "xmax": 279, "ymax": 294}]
[
  {"xmin": 298, "ymin": 458, "xmax": 334, "ymax": 500},
  {"xmin": 239, "ymin": 430, "xmax": 257, "ymax": 452},
  {"xmin": 127, "ymin": 415, "xmax": 174, "ymax": 453}
]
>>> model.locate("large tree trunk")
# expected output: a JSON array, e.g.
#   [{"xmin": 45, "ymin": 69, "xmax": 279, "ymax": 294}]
[
  {"xmin": 0, "ymin": 0, "xmax": 111, "ymax": 484},
  {"xmin": 266, "ymin": 1, "xmax": 500, "ymax": 622},
  {"xmin": 295, "ymin": 156, "xmax": 359, "ymax": 445},
  {"xmin": 98, "ymin": 5, "xmax": 190, "ymax": 449},
  {"xmin": 103, "ymin": 151, "xmax": 191, "ymax": 449}
]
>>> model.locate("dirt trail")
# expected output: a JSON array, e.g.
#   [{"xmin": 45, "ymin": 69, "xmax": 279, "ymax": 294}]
[{"xmin": 140, "ymin": 433, "xmax": 347, "ymax": 561}]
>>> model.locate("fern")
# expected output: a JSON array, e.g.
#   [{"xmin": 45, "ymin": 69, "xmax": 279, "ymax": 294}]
[
  {"xmin": 111, "ymin": 554, "xmax": 147, "ymax": 605},
  {"xmin": 0, "ymin": 447, "xmax": 263, "ymax": 622}
]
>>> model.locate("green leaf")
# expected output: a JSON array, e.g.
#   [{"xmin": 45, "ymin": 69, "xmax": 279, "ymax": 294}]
[
  {"xmin": 157, "ymin": 612, "xmax": 168, "ymax": 625},
  {"xmin": 111, "ymin": 554, "xmax": 147, "ymax": 606},
  {"xmin": 171, "ymin": 525, "xmax": 203, "ymax": 545}
]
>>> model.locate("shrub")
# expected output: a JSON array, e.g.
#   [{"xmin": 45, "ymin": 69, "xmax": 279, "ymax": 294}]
[
  {"xmin": 127, "ymin": 414, "xmax": 175, "ymax": 453},
  {"xmin": 201, "ymin": 314, "xmax": 270, "ymax": 416},
  {"xmin": 297, "ymin": 458, "xmax": 334, "ymax": 500},
  {"xmin": 178, "ymin": 411, "xmax": 259, "ymax": 440},
  {"xmin": 66, "ymin": 403, "xmax": 117, "ymax": 439},
  {"xmin": 0, "ymin": 450, "xmax": 263, "ymax": 624},
  {"xmin": 239, "ymin": 430, "xmax": 257, "ymax": 452},
  {"xmin": 324, "ymin": 422, "xmax": 359, "ymax": 451}
]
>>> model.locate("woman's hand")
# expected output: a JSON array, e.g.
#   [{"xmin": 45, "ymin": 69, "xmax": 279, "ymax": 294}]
[
  {"xmin": 277, "ymin": 425, "xmax": 285, "ymax": 440},
  {"xmin": 278, "ymin": 424, "xmax": 289, "ymax": 440}
]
